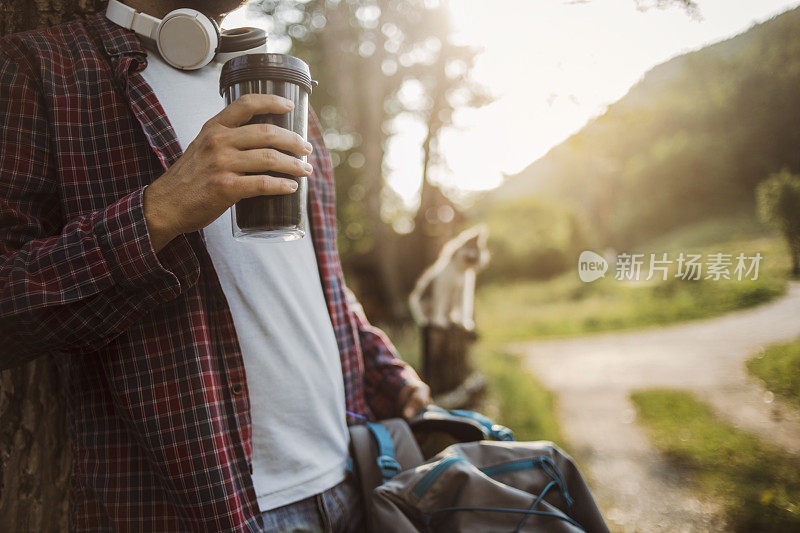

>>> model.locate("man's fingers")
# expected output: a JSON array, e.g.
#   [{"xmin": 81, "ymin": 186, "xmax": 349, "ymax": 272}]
[
  {"xmin": 401, "ymin": 384, "xmax": 432, "ymax": 419},
  {"xmin": 232, "ymin": 123, "xmax": 312, "ymax": 156},
  {"xmin": 212, "ymin": 94, "xmax": 294, "ymax": 128},
  {"xmin": 234, "ymin": 175, "xmax": 299, "ymax": 198},
  {"xmin": 402, "ymin": 396, "xmax": 426, "ymax": 419},
  {"xmin": 231, "ymin": 148, "xmax": 313, "ymax": 177}
]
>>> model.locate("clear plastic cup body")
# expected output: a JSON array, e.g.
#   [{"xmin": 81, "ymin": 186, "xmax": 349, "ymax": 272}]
[{"xmin": 221, "ymin": 76, "xmax": 309, "ymax": 241}]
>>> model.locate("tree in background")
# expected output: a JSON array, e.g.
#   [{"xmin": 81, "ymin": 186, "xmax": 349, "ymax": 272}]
[
  {"xmin": 0, "ymin": 0, "xmax": 106, "ymax": 34},
  {"xmin": 251, "ymin": 0, "xmax": 489, "ymax": 320},
  {"xmin": 0, "ymin": 4, "xmax": 108, "ymax": 530},
  {"xmin": 757, "ymin": 168, "xmax": 800, "ymax": 276}
]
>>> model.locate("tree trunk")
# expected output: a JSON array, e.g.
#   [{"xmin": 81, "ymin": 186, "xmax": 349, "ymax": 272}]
[
  {"xmin": 0, "ymin": 3, "xmax": 104, "ymax": 530},
  {"xmin": 421, "ymin": 325, "xmax": 477, "ymax": 394},
  {"xmin": 787, "ymin": 236, "xmax": 800, "ymax": 277},
  {"xmin": 0, "ymin": 360, "xmax": 71, "ymax": 530},
  {"xmin": 421, "ymin": 325, "xmax": 485, "ymax": 409},
  {"xmin": 0, "ymin": 0, "xmax": 106, "ymax": 35}
]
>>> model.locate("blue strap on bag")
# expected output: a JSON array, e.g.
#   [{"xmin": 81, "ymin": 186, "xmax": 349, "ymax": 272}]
[
  {"xmin": 411, "ymin": 405, "xmax": 515, "ymax": 443},
  {"xmin": 448, "ymin": 409, "xmax": 515, "ymax": 441},
  {"xmin": 348, "ymin": 418, "xmax": 425, "ymax": 533},
  {"xmin": 366, "ymin": 422, "xmax": 403, "ymax": 483}
]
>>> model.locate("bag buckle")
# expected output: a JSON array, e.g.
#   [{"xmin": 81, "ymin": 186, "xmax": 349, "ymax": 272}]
[
  {"xmin": 377, "ymin": 454, "xmax": 402, "ymax": 480},
  {"xmin": 490, "ymin": 424, "xmax": 515, "ymax": 441}
]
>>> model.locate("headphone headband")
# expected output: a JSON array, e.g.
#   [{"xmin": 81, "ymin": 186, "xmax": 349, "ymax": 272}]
[
  {"xmin": 106, "ymin": 0, "xmax": 160, "ymax": 39},
  {"xmin": 105, "ymin": 0, "xmax": 266, "ymax": 70}
]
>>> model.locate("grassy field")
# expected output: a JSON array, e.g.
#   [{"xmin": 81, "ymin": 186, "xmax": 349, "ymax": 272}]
[
  {"xmin": 747, "ymin": 336, "xmax": 800, "ymax": 409},
  {"xmin": 476, "ymin": 236, "xmax": 789, "ymax": 343},
  {"xmin": 631, "ymin": 389, "xmax": 800, "ymax": 531}
]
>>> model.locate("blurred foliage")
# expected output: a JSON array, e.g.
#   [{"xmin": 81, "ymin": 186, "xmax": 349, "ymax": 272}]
[
  {"xmin": 475, "ymin": 196, "xmax": 590, "ymax": 283},
  {"xmin": 642, "ymin": 213, "xmax": 764, "ymax": 251},
  {"xmin": 249, "ymin": 0, "xmax": 720, "ymax": 311},
  {"xmin": 0, "ymin": 0, "xmax": 107, "ymax": 35},
  {"xmin": 493, "ymin": 6, "xmax": 800, "ymax": 254},
  {"xmin": 474, "ymin": 235, "xmax": 787, "ymax": 343},
  {"xmin": 473, "ymin": 346, "xmax": 563, "ymax": 444},
  {"xmin": 251, "ymin": 0, "xmax": 490, "ymax": 318},
  {"xmin": 748, "ymin": 336, "xmax": 800, "ymax": 409},
  {"xmin": 757, "ymin": 168, "xmax": 800, "ymax": 275},
  {"xmin": 632, "ymin": 389, "xmax": 800, "ymax": 531}
]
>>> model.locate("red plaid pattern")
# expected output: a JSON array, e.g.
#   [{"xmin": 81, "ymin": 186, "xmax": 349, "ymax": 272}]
[{"xmin": 0, "ymin": 14, "xmax": 418, "ymax": 531}]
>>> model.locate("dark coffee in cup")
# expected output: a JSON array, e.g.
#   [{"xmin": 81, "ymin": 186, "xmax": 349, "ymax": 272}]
[{"xmin": 219, "ymin": 54, "xmax": 315, "ymax": 241}]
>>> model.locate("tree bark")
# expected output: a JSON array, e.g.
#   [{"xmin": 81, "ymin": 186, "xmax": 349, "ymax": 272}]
[
  {"xmin": 0, "ymin": 0, "xmax": 106, "ymax": 35},
  {"xmin": 0, "ymin": 360, "xmax": 71, "ymax": 531},
  {"xmin": 0, "ymin": 3, "xmax": 104, "ymax": 531},
  {"xmin": 421, "ymin": 325, "xmax": 476, "ymax": 395}
]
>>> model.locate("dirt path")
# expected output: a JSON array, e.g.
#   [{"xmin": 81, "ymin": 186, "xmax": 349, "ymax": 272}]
[{"xmin": 513, "ymin": 282, "xmax": 800, "ymax": 532}]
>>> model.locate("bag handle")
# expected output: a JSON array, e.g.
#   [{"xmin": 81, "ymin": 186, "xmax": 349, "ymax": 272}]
[
  {"xmin": 416, "ymin": 405, "xmax": 515, "ymax": 441},
  {"xmin": 449, "ymin": 409, "xmax": 515, "ymax": 441}
]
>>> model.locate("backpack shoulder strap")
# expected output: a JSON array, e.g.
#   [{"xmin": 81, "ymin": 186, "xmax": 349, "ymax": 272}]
[
  {"xmin": 349, "ymin": 419, "xmax": 425, "ymax": 533},
  {"xmin": 366, "ymin": 422, "xmax": 402, "ymax": 483}
]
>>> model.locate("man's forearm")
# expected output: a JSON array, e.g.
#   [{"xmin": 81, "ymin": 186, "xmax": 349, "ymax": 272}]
[
  {"xmin": 143, "ymin": 181, "xmax": 181, "ymax": 253},
  {"xmin": 0, "ymin": 188, "xmax": 201, "ymax": 369}
]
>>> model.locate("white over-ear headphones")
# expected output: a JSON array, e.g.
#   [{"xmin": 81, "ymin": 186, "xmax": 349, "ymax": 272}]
[{"xmin": 105, "ymin": 0, "xmax": 266, "ymax": 70}]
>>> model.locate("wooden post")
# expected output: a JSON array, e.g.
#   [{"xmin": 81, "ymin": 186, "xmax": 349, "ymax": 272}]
[
  {"xmin": 421, "ymin": 325, "xmax": 485, "ymax": 409},
  {"xmin": 410, "ymin": 226, "xmax": 491, "ymax": 409}
]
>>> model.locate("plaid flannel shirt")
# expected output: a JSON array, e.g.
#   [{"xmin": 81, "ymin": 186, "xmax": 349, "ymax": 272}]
[{"xmin": 0, "ymin": 14, "xmax": 417, "ymax": 532}]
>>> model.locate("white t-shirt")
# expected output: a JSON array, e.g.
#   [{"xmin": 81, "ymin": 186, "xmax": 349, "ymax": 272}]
[{"xmin": 140, "ymin": 48, "xmax": 349, "ymax": 512}]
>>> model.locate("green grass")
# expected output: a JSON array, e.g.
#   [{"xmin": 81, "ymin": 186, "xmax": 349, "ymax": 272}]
[
  {"xmin": 476, "ymin": 236, "xmax": 788, "ymax": 343},
  {"xmin": 381, "ymin": 323, "xmax": 562, "ymax": 444},
  {"xmin": 642, "ymin": 213, "xmax": 767, "ymax": 251},
  {"xmin": 473, "ymin": 344, "xmax": 562, "ymax": 443},
  {"xmin": 631, "ymin": 389, "xmax": 800, "ymax": 532},
  {"xmin": 747, "ymin": 337, "xmax": 800, "ymax": 409}
]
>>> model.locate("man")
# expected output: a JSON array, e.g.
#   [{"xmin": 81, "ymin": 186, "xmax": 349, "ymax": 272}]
[{"xmin": 0, "ymin": 0, "xmax": 430, "ymax": 530}]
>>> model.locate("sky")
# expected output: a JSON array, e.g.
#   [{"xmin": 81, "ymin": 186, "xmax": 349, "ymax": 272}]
[{"xmin": 224, "ymin": 0, "xmax": 800, "ymax": 206}]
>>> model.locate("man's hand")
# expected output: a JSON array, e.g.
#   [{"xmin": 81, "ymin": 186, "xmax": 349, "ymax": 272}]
[
  {"xmin": 398, "ymin": 378, "xmax": 432, "ymax": 419},
  {"xmin": 143, "ymin": 94, "xmax": 314, "ymax": 251}
]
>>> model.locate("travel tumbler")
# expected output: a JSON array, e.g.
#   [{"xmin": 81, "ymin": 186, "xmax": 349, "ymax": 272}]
[{"xmin": 219, "ymin": 54, "xmax": 315, "ymax": 241}]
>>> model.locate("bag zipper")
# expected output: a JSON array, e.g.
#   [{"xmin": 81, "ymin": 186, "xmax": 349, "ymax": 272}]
[
  {"xmin": 481, "ymin": 456, "xmax": 575, "ymax": 508},
  {"xmin": 479, "ymin": 458, "xmax": 538, "ymax": 478},
  {"xmin": 411, "ymin": 455, "xmax": 465, "ymax": 498}
]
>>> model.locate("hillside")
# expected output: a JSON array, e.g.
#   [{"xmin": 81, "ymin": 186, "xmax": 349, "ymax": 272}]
[{"xmin": 488, "ymin": 5, "xmax": 800, "ymax": 249}]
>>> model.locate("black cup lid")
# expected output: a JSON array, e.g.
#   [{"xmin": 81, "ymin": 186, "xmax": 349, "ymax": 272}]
[
  {"xmin": 219, "ymin": 27, "xmax": 267, "ymax": 53},
  {"xmin": 219, "ymin": 53, "xmax": 316, "ymax": 96}
]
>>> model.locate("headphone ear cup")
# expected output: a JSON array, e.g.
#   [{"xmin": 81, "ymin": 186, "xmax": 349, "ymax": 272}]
[
  {"xmin": 219, "ymin": 27, "xmax": 267, "ymax": 53},
  {"xmin": 156, "ymin": 8, "xmax": 220, "ymax": 70}
]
